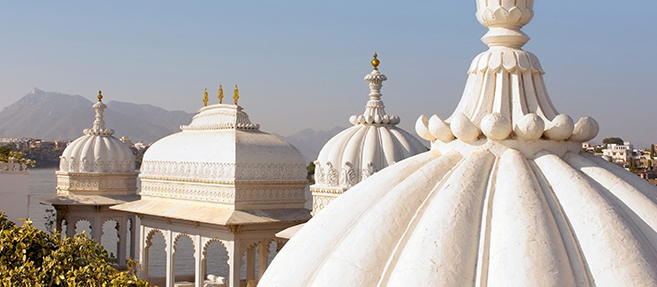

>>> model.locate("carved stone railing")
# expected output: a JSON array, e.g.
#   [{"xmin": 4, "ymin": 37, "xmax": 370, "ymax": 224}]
[{"xmin": 0, "ymin": 162, "xmax": 28, "ymax": 172}]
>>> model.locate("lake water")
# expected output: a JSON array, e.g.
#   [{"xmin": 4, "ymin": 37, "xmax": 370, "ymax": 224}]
[{"xmin": 27, "ymin": 168, "xmax": 276, "ymax": 280}]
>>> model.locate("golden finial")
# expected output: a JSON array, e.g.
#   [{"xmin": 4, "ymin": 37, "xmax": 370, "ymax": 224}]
[
  {"xmin": 218, "ymin": 85, "xmax": 224, "ymax": 104},
  {"xmin": 371, "ymin": 52, "xmax": 380, "ymax": 70},
  {"xmin": 233, "ymin": 85, "xmax": 239, "ymax": 105},
  {"xmin": 203, "ymin": 88, "xmax": 209, "ymax": 106},
  {"xmin": 97, "ymin": 90, "xmax": 103, "ymax": 102}
]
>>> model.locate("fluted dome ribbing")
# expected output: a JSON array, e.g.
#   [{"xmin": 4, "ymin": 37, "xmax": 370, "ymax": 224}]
[
  {"xmin": 59, "ymin": 99, "xmax": 135, "ymax": 173},
  {"xmin": 259, "ymin": 1, "xmax": 657, "ymax": 286}
]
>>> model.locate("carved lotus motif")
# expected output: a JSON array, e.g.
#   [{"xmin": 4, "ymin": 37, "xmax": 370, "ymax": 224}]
[{"xmin": 476, "ymin": 0, "xmax": 534, "ymax": 27}]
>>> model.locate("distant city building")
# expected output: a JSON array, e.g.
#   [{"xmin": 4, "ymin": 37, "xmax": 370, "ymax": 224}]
[{"xmin": 602, "ymin": 142, "xmax": 634, "ymax": 164}]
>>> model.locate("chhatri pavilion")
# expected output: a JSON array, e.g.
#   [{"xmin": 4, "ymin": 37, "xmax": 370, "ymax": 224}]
[
  {"xmin": 45, "ymin": 91, "xmax": 139, "ymax": 269},
  {"xmin": 112, "ymin": 86, "xmax": 310, "ymax": 287}
]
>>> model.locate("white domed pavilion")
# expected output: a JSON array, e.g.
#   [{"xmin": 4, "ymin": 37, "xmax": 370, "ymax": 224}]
[
  {"xmin": 311, "ymin": 54, "xmax": 426, "ymax": 214},
  {"xmin": 45, "ymin": 91, "xmax": 139, "ymax": 268},
  {"xmin": 258, "ymin": 1, "xmax": 657, "ymax": 286},
  {"xmin": 112, "ymin": 88, "xmax": 310, "ymax": 287}
]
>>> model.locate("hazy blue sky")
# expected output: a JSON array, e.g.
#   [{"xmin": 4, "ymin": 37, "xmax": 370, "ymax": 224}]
[{"xmin": 1, "ymin": 1, "xmax": 655, "ymax": 146}]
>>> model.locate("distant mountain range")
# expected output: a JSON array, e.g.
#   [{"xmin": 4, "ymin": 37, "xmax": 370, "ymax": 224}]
[
  {"xmin": 0, "ymin": 89, "xmax": 344, "ymax": 162},
  {"xmin": 0, "ymin": 89, "xmax": 194, "ymax": 143}
]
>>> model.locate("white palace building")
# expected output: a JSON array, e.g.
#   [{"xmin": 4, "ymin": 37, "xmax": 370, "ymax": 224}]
[{"xmin": 48, "ymin": 0, "xmax": 657, "ymax": 286}]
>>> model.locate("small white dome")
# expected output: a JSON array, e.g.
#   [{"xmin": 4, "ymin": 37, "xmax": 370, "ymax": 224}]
[
  {"xmin": 311, "ymin": 55, "xmax": 426, "ymax": 213},
  {"xmin": 59, "ymin": 99, "xmax": 135, "ymax": 173}
]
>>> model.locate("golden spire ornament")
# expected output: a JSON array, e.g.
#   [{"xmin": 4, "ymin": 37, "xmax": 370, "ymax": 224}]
[
  {"xmin": 233, "ymin": 85, "xmax": 239, "ymax": 105},
  {"xmin": 97, "ymin": 90, "xmax": 103, "ymax": 102},
  {"xmin": 371, "ymin": 52, "xmax": 380, "ymax": 70},
  {"xmin": 218, "ymin": 85, "xmax": 224, "ymax": 104},
  {"xmin": 203, "ymin": 88, "xmax": 209, "ymax": 106}
]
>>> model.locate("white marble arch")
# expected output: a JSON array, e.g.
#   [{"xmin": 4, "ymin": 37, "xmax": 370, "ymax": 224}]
[
  {"xmin": 56, "ymin": 207, "xmax": 137, "ymax": 269},
  {"xmin": 138, "ymin": 215, "xmax": 283, "ymax": 287}
]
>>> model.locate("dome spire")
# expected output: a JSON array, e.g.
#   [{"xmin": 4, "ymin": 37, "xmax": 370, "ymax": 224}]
[
  {"xmin": 87, "ymin": 90, "xmax": 114, "ymax": 136},
  {"xmin": 351, "ymin": 53, "xmax": 400, "ymax": 126},
  {"xmin": 417, "ymin": 0, "xmax": 598, "ymax": 143}
]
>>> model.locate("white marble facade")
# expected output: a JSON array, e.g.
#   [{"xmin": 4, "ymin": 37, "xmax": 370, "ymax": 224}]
[{"xmin": 112, "ymin": 102, "xmax": 310, "ymax": 287}]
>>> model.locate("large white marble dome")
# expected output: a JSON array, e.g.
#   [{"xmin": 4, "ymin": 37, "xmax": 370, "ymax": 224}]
[
  {"xmin": 59, "ymin": 93, "xmax": 135, "ymax": 174},
  {"xmin": 259, "ymin": 1, "xmax": 657, "ymax": 286}
]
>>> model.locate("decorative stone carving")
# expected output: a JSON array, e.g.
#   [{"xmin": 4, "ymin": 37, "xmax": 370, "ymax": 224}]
[
  {"xmin": 325, "ymin": 162, "xmax": 338, "ymax": 186},
  {"xmin": 339, "ymin": 162, "xmax": 356, "ymax": 189},
  {"xmin": 361, "ymin": 162, "xmax": 375, "ymax": 180},
  {"xmin": 181, "ymin": 104, "xmax": 260, "ymax": 131}
]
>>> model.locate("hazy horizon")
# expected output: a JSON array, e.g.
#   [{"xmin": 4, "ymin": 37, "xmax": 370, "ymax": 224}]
[{"xmin": 1, "ymin": 1, "xmax": 655, "ymax": 146}]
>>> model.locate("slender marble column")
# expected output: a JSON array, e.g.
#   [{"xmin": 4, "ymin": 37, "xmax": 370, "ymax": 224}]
[
  {"xmin": 129, "ymin": 216, "xmax": 137, "ymax": 260},
  {"xmin": 246, "ymin": 247, "xmax": 256, "ymax": 280},
  {"xmin": 194, "ymin": 235, "xmax": 204, "ymax": 287},
  {"xmin": 117, "ymin": 217, "xmax": 128, "ymax": 268},
  {"xmin": 165, "ymin": 230, "xmax": 174, "ymax": 287},
  {"xmin": 257, "ymin": 240, "xmax": 270, "ymax": 278},
  {"xmin": 139, "ymin": 225, "xmax": 148, "ymax": 279},
  {"xmin": 91, "ymin": 217, "xmax": 102, "ymax": 242},
  {"xmin": 227, "ymin": 240, "xmax": 242, "ymax": 287}
]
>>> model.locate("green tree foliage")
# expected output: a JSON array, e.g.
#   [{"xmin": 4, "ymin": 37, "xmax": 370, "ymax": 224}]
[
  {"xmin": 307, "ymin": 161, "xmax": 316, "ymax": 184},
  {"xmin": 651, "ymin": 144, "xmax": 656, "ymax": 159},
  {"xmin": 602, "ymin": 137, "xmax": 624, "ymax": 145},
  {"xmin": 0, "ymin": 212, "xmax": 148, "ymax": 287},
  {"xmin": 628, "ymin": 157, "xmax": 638, "ymax": 173},
  {"xmin": 0, "ymin": 146, "xmax": 35, "ymax": 168}
]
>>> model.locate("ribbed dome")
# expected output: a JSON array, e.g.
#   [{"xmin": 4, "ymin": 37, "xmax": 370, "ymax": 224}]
[
  {"xmin": 311, "ymin": 55, "xmax": 425, "ymax": 212},
  {"xmin": 259, "ymin": 1, "xmax": 657, "ymax": 286},
  {"xmin": 262, "ymin": 140, "xmax": 657, "ymax": 286},
  {"xmin": 315, "ymin": 125, "xmax": 425, "ymax": 187},
  {"xmin": 59, "ymin": 98, "xmax": 135, "ymax": 173}
]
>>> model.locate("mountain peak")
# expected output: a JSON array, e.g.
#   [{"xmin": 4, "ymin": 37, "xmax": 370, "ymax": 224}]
[{"xmin": 0, "ymin": 90, "xmax": 194, "ymax": 143}]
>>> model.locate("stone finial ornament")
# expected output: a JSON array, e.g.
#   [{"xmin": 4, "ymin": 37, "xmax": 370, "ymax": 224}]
[
  {"xmin": 416, "ymin": 0, "xmax": 598, "ymax": 144},
  {"xmin": 234, "ymin": 85, "xmax": 239, "ymax": 105},
  {"xmin": 203, "ymin": 88, "xmax": 209, "ymax": 107},
  {"xmin": 87, "ymin": 90, "xmax": 113, "ymax": 136},
  {"xmin": 348, "ymin": 53, "xmax": 401, "ymax": 126},
  {"xmin": 218, "ymin": 84, "xmax": 224, "ymax": 104}
]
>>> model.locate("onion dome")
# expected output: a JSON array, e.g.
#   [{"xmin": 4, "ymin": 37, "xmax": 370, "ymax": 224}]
[
  {"xmin": 259, "ymin": 1, "xmax": 657, "ymax": 286},
  {"xmin": 50, "ymin": 91, "xmax": 137, "ymax": 204},
  {"xmin": 311, "ymin": 54, "xmax": 426, "ymax": 213},
  {"xmin": 113, "ymin": 98, "xmax": 309, "ymax": 220}
]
